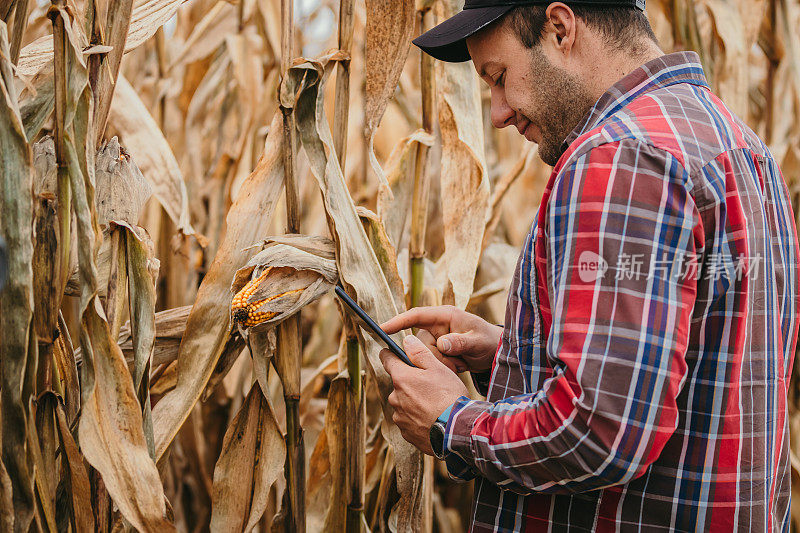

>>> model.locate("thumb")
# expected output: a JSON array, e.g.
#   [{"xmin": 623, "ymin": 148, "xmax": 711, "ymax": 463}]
[
  {"xmin": 437, "ymin": 333, "xmax": 473, "ymax": 357},
  {"xmin": 403, "ymin": 335, "xmax": 440, "ymax": 369}
]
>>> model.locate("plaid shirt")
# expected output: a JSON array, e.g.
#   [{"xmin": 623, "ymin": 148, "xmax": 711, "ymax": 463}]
[{"xmin": 441, "ymin": 52, "xmax": 800, "ymax": 531}]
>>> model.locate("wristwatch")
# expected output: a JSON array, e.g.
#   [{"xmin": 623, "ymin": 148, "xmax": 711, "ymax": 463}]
[{"xmin": 429, "ymin": 405, "xmax": 453, "ymax": 460}]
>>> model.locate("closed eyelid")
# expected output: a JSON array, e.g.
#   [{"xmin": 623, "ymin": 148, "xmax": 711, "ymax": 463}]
[{"xmin": 493, "ymin": 71, "xmax": 505, "ymax": 86}]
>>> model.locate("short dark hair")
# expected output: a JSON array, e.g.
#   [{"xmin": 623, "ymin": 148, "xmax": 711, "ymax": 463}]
[{"xmin": 504, "ymin": 4, "xmax": 658, "ymax": 52}]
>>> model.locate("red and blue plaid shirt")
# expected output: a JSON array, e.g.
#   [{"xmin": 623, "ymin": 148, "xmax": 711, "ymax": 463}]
[{"xmin": 441, "ymin": 52, "xmax": 800, "ymax": 531}]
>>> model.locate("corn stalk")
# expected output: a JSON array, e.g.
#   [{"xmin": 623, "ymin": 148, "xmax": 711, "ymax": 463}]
[
  {"xmin": 277, "ymin": 0, "xmax": 305, "ymax": 530},
  {"xmin": 332, "ymin": 0, "xmax": 366, "ymax": 531},
  {"xmin": 409, "ymin": 6, "xmax": 435, "ymax": 312}
]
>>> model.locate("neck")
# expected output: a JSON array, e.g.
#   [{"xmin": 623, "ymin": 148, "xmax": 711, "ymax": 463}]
[{"xmin": 583, "ymin": 40, "xmax": 665, "ymax": 102}]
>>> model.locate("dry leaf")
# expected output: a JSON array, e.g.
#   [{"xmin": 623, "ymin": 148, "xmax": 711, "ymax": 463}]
[
  {"xmin": 365, "ymin": 0, "xmax": 416, "ymax": 192},
  {"xmin": 110, "ymin": 76, "xmax": 194, "ymax": 236},
  {"xmin": 434, "ymin": 0, "xmax": 490, "ymax": 310},
  {"xmin": 152, "ymin": 112, "xmax": 284, "ymax": 462},
  {"xmin": 16, "ymin": 0, "xmax": 190, "ymax": 77},
  {"xmin": 54, "ymin": 401, "xmax": 94, "ymax": 532},
  {"xmin": 322, "ymin": 373, "xmax": 348, "ymax": 531},
  {"xmin": 209, "ymin": 384, "xmax": 285, "ymax": 532},
  {"xmin": 377, "ymin": 129, "xmax": 435, "ymax": 250},
  {"xmin": 283, "ymin": 51, "xmax": 425, "ymax": 533},
  {"xmin": 0, "ymin": 20, "xmax": 37, "ymax": 533}
]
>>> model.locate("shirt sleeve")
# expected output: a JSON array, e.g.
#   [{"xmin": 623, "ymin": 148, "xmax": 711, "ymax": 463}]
[{"xmin": 440, "ymin": 140, "xmax": 702, "ymax": 493}]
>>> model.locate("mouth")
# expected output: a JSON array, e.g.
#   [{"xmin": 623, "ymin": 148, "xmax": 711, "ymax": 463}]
[
  {"xmin": 520, "ymin": 122, "xmax": 535, "ymax": 142},
  {"xmin": 516, "ymin": 116, "xmax": 536, "ymax": 142}
]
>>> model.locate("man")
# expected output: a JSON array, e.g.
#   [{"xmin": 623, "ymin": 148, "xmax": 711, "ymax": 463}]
[{"xmin": 379, "ymin": 1, "xmax": 800, "ymax": 531}]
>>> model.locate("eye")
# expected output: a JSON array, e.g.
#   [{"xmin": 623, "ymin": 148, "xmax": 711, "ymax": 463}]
[{"xmin": 495, "ymin": 71, "xmax": 506, "ymax": 88}]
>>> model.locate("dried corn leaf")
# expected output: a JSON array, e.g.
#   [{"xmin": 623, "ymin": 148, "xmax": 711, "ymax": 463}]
[
  {"xmin": 209, "ymin": 384, "xmax": 285, "ymax": 532},
  {"xmin": 54, "ymin": 402, "xmax": 94, "ymax": 532},
  {"xmin": 230, "ymin": 243, "xmax": 338, "ymax": 329},
  {"xmin": 126, "ymin": 224, "xmax": 159, "ymax": 457},
  {"xmin": 282, "ymin": 51, "xmax": 424, "ymax": 533},
  {"xmin": 54, "ymin": 314, "xmax": 80, "ymax": 423},
  {"xmin": 260, "ymin": 234, "xmax": 336, "ymax": 260},
  {"xmin": 0, "ymin": 456, "xmax": 12, "ymax": 533},
  {"xmin": 110, "ymin": 76, "xmax": 194, "ymax": 236},
  {"xmin": 17, "ymin": 0, "xmax": 189, "ymax": 77},
  {"xmin": 250, "ymin": 327, "xmax": 277, "ymax": 400},
  {"xmin": 118, "ymin": 305, "xmax": 191, "ymax": 369},
  {"xmin": 306, "ymin": 426, "xmax": 331, "ymax": 532},
  {"xmin": 377, "ymin": 130, "xmax": 435, "ymax": 250},
  {"xmin": 0, "ymin": 20, "xmax": 36, "ymax": 533},
  {"xmin": 365, "ymin": 0, "xmax": 416, "ymax": 191},
  {"xmin": 47, "ymin": 6, "xmax": 174, "ymax": 529},
  {"xmin": 357, "ymin": 206, "xmax": 406, "ymax": 312},
  {"xmin": 20, "ymin": 63, "xmax": 55, "ymax": 142},
  {"xmin": 169, "ymin": 1, "xmax": 236, "ymax": 68},
  {"xmin": 435, "ymin": 0, "xmax": 490, "ymax": 310},
  {"xmin": 152, "ymin": 112, "xmax": 284, "ymax": 462},
  {"xmin": 28, "ymin": 397, "xmax": 57, "ymax": 531}
]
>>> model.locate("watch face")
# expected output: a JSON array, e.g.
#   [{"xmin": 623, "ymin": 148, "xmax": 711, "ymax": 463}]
[{"xmin": 429, "ymin": 423, "xmax": 446, "ymax": 459}]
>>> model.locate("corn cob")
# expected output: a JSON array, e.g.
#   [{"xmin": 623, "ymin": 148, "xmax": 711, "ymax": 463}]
[{"xmin": 230, "ymin": 267, "xmax": 306, "ymax": 328}]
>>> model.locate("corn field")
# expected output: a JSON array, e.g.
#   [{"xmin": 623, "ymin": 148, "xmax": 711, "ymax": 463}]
[{"xmin": 0, "ymin": 0, "xmax": 799, "ymax": 531}]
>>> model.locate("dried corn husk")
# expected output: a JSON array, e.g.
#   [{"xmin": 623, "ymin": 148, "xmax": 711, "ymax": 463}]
[{"xmin": 230, "ymin": 242, "xmax": 338, "ymax": 330}]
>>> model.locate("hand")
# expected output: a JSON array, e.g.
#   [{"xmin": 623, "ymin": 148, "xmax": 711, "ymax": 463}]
[
  {"xmin": 381, "ymin": 305, "xmax": 502, "ymax": 373},
  {"xmin": 380, "ymin": 335, "xmax": 469, "ymax": 455}
]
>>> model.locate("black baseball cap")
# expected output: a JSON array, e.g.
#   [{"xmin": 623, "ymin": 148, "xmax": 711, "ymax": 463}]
[{"xmin": 413, "ymin": 0, "xmax": 647, "ymax": 62}]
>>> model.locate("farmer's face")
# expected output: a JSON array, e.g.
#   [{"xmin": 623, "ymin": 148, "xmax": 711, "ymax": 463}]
[{"xmin": 466, "ymin": 17, "xmax": 595, "ymax": 166}]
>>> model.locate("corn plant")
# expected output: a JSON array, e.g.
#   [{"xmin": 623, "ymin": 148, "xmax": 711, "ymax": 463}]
[{"xmin": 0, "ymin": 0, "xmax": 799, "ymax": 531}]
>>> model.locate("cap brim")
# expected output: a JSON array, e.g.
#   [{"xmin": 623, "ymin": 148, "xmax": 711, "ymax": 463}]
[{"xmin": 412, "ymin": 6, "xmax": 513, "ymax": 63}]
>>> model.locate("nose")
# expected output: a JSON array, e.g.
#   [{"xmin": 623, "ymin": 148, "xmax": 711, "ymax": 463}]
[{"xmin": 489, "ymin": 86, "xmax": 516, "ymax": 130}]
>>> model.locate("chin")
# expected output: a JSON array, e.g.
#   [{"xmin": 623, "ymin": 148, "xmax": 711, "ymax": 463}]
[{"xmin": 537, "ymin": 143, "xmax": 562, "ymax": 167}]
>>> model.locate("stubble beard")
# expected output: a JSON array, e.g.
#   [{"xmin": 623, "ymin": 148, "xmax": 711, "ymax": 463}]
[{"xmin": 526, "ymin": 47, "xmax": 596, "ymax": 167}]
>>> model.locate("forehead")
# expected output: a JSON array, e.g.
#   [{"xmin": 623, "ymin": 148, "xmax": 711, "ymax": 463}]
[{"xmin": 466, "ymin": 21, "xmax": 516, "ymax": 73}]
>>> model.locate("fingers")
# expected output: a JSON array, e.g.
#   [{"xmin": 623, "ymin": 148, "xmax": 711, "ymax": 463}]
[
  {"xmin": 417, "ymin": 329, "xmax": 464, "ymax": 374},
  {"xmin": 415, "ymin": 329, "xmax": 444, "ymax": 360},
  {"xmin": 379, "ymin": 348, "xmax": 408, "ymax": 379},
  {"xmin": 437, "ymin": 332, "xmax": 477, "ymax": 357},
  {"xmin": 380, "ymin": 306, "xmax": 453, "ymax": 336},
  {"xmin": 445, "ymin": 356, "xmax": 468, "ymax": 374},
  {"xmin": 402, "ymin": 335, "xmax": 442, "ymax": 369}
]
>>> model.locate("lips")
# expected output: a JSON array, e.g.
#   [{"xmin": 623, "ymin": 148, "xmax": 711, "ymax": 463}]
[{"xmin": 515, "ymin": 115, "xmax": 535, "ymax": 140}]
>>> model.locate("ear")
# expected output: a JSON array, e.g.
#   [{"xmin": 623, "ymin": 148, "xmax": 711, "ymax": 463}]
[{"xmin": 544, "ymin": 3, "xmax": 577, "ymax": 55}]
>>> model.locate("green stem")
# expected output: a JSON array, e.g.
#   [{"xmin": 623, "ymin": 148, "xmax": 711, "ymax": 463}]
[
  {"xmin": 284, "ymin": 397, "xmax": 305, "ymax": 532},
  {"xmin": 345, "ymin": 337, "xmax": 364, "ymax": 533}
]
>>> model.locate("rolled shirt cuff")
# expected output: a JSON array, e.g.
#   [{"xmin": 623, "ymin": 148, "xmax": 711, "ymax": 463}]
[{"xmin": 440, "ymin": 396, "xmax": 493, "ymax": 481}]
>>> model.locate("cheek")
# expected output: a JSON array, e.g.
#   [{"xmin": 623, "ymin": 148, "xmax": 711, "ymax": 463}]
[{"xmin": 504, "ymin": 78, "xmax": 535, "ymax": 118}]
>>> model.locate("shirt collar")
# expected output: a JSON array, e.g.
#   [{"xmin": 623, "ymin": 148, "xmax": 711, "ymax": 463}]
[{"xmin": 561, "ymin": 51, "xmax": 709, "ymax": 152}]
